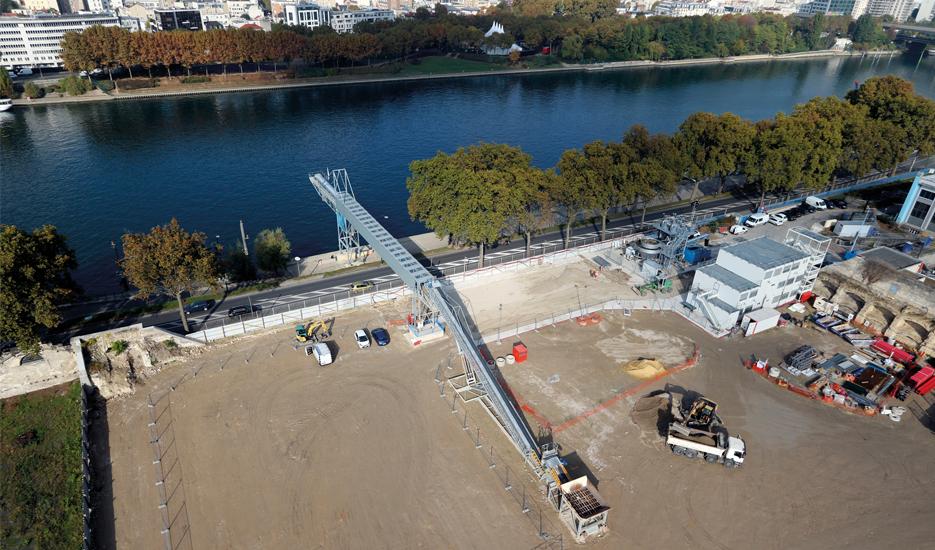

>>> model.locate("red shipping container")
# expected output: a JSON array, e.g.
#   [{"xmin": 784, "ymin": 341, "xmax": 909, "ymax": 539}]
[
  {"xmin": 512, "ymin": 343, "xmax": 528, "ymax": 363},
  {"xmin": 871, "ymin": 339, "xmax": 915, "ymax": 366},
  {"xmin": 917, "ymin": 374, "xmax": 935, "ymax": 396},
  {"xmin": 910, "ymin": 366, "xmax": 935, "ymax": 388}
]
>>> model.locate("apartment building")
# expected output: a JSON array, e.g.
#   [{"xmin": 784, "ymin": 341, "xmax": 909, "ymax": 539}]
[{"xmin": 0, "ymin": 13, "xmax": 119, "ymax": 69}]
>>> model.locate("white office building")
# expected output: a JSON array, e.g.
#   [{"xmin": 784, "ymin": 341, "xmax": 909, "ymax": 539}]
[
  {"xmin": 917, "ymin": 0, "xmax": 935, "ymax": 21},
  {"xmin": 282, "ymin": 2, "xmax": 331, "ymax": 30},
  {"xmin": 865, "ymin": 0, "xmax": 913, "ymax": 21},
  {"xmin": 688, "ymin": 230, "xmax": 830, "ymax": 331},
  {"xmin": 0, "ymin": 13, "xmax": 119, "ymax": 70},
  {"xmin": 329, "ymin": 7, "xmax": 393, "ymax": 33}
]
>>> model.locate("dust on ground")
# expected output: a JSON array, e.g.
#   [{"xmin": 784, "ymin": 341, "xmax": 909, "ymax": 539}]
[
  {"xmin": 491, "ymin": 310, "xmax": 935, "ymax": 549},
  {"xmin": 102, "ymin": 303, "xmax": 545, "ymax": 550}
]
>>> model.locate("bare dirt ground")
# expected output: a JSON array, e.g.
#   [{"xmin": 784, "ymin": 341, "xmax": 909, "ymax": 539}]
[
  {"xmin": 103, "ymin": 303, "xmax": 547, "ymax": 550},
  {"xmin": 488, "ymin": 311, "xmax": 935, "ymax": 549},
  {"xmin": 453, "ymin": 261, "xmax": 637, "ymax": 333}
]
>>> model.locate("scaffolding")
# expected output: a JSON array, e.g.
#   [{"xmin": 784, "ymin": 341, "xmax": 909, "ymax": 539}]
[
  {"xmin": 647, "ymin": 214, "xmax": 703, "ymax": 272},
  {"xmin": 784, "ymin": 227, "xmax": 831, "ymax": 293}
]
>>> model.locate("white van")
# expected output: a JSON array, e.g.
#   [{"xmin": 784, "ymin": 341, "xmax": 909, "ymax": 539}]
[
  {"xmin": 745, "ymin": 213, "xmax": 769, "ymax": 227},
  {"xmin": 306, "ymin": 342, "xmax": 333, "ymax": 366},
  {"xmin": 804, "ymin": 196, "xmax": 827, "ymax": 210},
  {"xmin": 16, "ymin": 67, "xmax": 33, "ymax": 76}
]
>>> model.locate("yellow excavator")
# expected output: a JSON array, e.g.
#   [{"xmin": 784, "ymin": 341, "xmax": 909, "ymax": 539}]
[{"xmin": 295, "ymin": 318, "xmax": 334, "ymax": 343}]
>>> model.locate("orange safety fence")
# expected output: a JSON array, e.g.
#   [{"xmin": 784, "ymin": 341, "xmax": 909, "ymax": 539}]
[{"xmin": 501, "ymin": 345, "xmax": 700, "ymax": 435}]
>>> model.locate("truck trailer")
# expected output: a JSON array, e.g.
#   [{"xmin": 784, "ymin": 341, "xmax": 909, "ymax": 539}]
[{"xmin": 666, "ymin": 430, "xmax": 745, "ymax": 468}]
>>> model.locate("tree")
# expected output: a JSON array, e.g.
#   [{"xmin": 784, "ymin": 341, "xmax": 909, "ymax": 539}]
[
  {"xmin": 121, "ymin": 219, "xmax": 219, "ymax": 333},
  {"xmin": 850, "ymin": 14, "xmax": 885, "ymax": 47},
  {"xmin": 407, "ymin": 144, "xmax": 537, "ymax": 266},
  {"xmin": 0, "ymin": 225, "xmax": 79, "ymax": 354},
  {"xmin": 512, "ymin": 0, "xmax": 556, "ymax": 16},
  {"xmin": 221, "ymin": 248, "xmax": 256, "ymax": 283},
  {"xmin": 847, "ymin": 76, "xmax": 935, "ymax": 161},
  {"xmin": 254, "ymin": 228, "xmax": 292, "ymax": 274},
  {"xmin": 621, "ymin": 126, "xmax": 680, "ymax": 223},
  {"xmin": 434, "ymin": 2, "xmax": 448, "ymax": 16},
  {"xmin": 675, "ymin": 112, "xmax": 755, "ymax": 198},
  {"xmin": 0, "ymin": 67, "xmax": 12, "ymax": 98},
  {"xmin": 23, "ymin": 82, "xmax": 41, "ymax": 99}
]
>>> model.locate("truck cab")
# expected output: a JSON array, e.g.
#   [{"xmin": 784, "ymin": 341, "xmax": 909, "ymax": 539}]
[{"xmin": 725, "ymin": 436, "xmax": 746, "ymax": 466}]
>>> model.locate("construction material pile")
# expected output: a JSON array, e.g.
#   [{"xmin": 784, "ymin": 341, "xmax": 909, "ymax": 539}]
[{"xmin": 622, "ymin": 358, "xmax": 666, "ymax": 379}]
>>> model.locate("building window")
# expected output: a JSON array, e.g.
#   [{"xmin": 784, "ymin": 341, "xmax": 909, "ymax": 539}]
[
  {"xmin": 920, "ymin": 190, "xmax": 935, "ymax": 201},
  {"xmin": 910, "ymin": 201, "xmax": 930, "ymax": 221}
]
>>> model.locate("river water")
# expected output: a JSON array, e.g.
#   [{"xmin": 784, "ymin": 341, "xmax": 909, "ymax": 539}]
[{"xmin": 2, "ymin": 54, "xmax": 934, "ymax": 294}]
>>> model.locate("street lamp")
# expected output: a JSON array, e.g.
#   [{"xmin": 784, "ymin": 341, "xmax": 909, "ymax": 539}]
[
  {"xmin": 294, "ymin": 256, "xmax": 302, "ymax": 277},
  {"xmin": 497, "ymin": 303, "xmax": 503, "ymax": 344}
]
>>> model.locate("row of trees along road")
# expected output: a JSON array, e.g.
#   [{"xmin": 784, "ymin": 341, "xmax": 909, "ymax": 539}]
[
  {"xmin": 407, "ymin": 76, "xmax": 935, "ymax": 266},
  {"xmin": 0, "ymin": 219, "xmax": 295, "ymax": 349},
  {"xmin": 59, "ymin": 12, "xmax": 892, "ymax": 78},
  {"xmin": 2, "ymin": 77, "xmax": 933, "ymax": 351}
]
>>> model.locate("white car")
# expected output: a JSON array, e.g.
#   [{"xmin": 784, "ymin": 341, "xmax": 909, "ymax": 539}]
[
  {"xmin": 768, "ymin": 213, "xmax": 787, "ymax": 226},
  {"xmin": 729, "ymin": 224, "xmax": 748, "ymax": 235},
  {"xmin": 745, "ymin": 213, "xmax": 769, "ymax": 227},
  {"xmin": 354, "ymin": 329, "xmax": 370, "ymax": 349}
]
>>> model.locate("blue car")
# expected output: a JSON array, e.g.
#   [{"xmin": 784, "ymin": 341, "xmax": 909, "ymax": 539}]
[{"xmin": 371, "ymin": 327, "xmax": 390, "ymax": 346}]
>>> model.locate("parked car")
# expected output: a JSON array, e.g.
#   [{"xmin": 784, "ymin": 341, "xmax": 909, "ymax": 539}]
[
  {"xmin": 745, "ymin": 213, "xmax": 770, "ymax": 227},
  {"xmin": 371, "ymin": 327, "xmax": 390, "ymax": 346},
  {"xmin": 16, "ymin": 67, "xmax": 33, "ymax": 76},
  {"xmin": 184, "ymin": 299, "xmax": 215, "ymax": 314},
  {"xmin": 785, "ymin": 208, "xmax": 801, "ymax": 221},
  {"xmin": 227, "ymin": 305, "xmax": 251, "ymax": 318},
  {"xmin": 354, "ymin": 329, "xmax": 371, "ymax": 349},
  {"xmin": 729, "ymin": 224, "xmax": 748, "ymax": 235},
  {"xmin": 804, "ymin": 196, "xmax": 827, "ymax": 210},
  {"xmin": 828, "ymin": 198, "xmax": 848, "ymax": 209},
  {"xmin": 350, "ymin": 281, "xmax": 374, "ymax": 293},
  {"xmin": 306, "ymin": 342, "xmax": 333, "ymax": 366},
  {"xmin": 768, "ymin": 213, "xmax": 787, "ymax": 226}
]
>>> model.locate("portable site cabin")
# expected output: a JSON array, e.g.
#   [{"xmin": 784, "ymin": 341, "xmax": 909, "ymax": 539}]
[
  {"xmin": 741, "ymin": 307, "xmax": 781, "ymax": 337},
  {"xmin": 557, "ymin": 477, "xmax": 610, "ymax": 543}
]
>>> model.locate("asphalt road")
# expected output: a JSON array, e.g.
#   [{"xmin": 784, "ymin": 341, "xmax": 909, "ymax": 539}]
[{"xmin": 58, "ymin": 157, "xmax": 933, "ymax": 338}]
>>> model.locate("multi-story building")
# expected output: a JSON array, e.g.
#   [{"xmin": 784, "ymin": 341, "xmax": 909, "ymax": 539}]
[
  {"xmin": 85, "ymin": 0, "xmax": 112, "ymax": 12},
  {"xmin": 865, "ymin": 0, "xmax": 913, "ymax": 21},
  {"xmin": 153, "ymin": 8, "xmax": 203, "ymax": 30},
  {"xmin": 895, "ymin": 172, "xmax": 935, "ymax": 232},
  {"xmin": 0, "ymin": 13, "xmax": 119, "ymax": 70},
  {"xmin": 798, "ymin": 0, "xmax": 861, "ymax": 17},
  {"xmin": 282, "ymin": 3, "xmax": 330, "ymax": 29},
  {"xmin": 688, "ymin": 230, "xmax": 830, "ymax": 330},
  {"xmin": 916, "ymin": 0, "xmax": 935, "ymax": 21},
  {"xmin": 225, "ymin": 0, "xmax": 255, "ymax": 18},
  {"xmin": 118, "ymin": 15, "xmax": 142, "ymax": 30},
  {"xmin": 329, "ymin": 7, "xmax": 393, "ymax": 33},
  {"xmin": 652, "ymin": 1, "xmax": 711, "ymax": 16}
]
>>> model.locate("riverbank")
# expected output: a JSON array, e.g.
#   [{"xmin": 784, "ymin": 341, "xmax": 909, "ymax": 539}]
[{"xmin": 11, "ymin": 48, "xmax": 897, "ymax": 108}]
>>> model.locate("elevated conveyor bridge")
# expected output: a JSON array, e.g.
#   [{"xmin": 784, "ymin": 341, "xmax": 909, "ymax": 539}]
[{"xmin": 310, "ymin": 170, "xmax": 538, "ymax": 458}]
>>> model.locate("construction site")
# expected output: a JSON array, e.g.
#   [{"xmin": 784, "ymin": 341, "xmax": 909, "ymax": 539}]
[{"xmin": 82, "ymin": 171, "xmax": 935, "ymax": 549}]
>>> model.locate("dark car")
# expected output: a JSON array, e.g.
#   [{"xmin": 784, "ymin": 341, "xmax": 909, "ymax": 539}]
[
  {"xmin": 785, "ymin": 207, "xmax": 802, "ymax": 221},
  {"xmin": 184, "ymin": 299, "xmax": 215, "ymax": 314},
  {"xmin": 829, "ymin": 199, "xmax": 848, "ymax": 209},
  {"xmin": 371, "ymin": 327, "xmax": 390, "ymax": 346},
  {"xmin": 227, "ymin": 305, "xmax": 251, "ymax": 318}
]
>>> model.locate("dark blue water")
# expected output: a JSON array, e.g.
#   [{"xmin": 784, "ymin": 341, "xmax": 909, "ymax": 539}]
[{"xmin": 2, "ymin": 54, "xmax": 934, "ymax": 294}]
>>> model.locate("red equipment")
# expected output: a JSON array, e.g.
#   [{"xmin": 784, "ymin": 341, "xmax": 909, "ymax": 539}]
[
  {"xmin": 871, "ymin": 339, "xmax": 915, "ymax": 366},
  {"xmin": 512, "ymin": 343, "xmax": 528, "ymax": 364}
]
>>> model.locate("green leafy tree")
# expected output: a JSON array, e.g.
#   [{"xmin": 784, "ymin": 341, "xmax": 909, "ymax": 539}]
[
  {"xmin": 23, "ymin": 82, "xmax": 41, "ymax": 99},
  {"xmin": 620, "ymin": 126, "xmax": 681, "ymax": 223},
  {"xmin": 512, "ymin": 0, "xmax": 556, "ymax": 16},
  {"xmin": 58, "ymin": 75, "xmax": 93, "ymax": 96},
  {"xmin": 407, "ymin": 143, "xmax": 537, "ymax": 266},
  {"xmin": 850, "ymin": 14, "xmax": 886, "ymax": 48},
  {"xmin": 221, "ymin": 248, "xmax": 257, "ymax": 283},
  {"xmin": 846, "ymin": 76, "xmax": 935, "ymax": 161},
  {"xmin": 254, "ymin": 228, "xmax": 292, "ymax": 274},
  {"xmin": 0, "ymin": 225, "xmax": 79, "ymax": 354},
  {"xmin": 121, "ymin": 219, "xmax": 220, "ymax": 333},
  {"xmin": 0, "ymin": 67, "xmax": 12, "ymax": 98},
  {"xmin": 675, "ymin": 112, "xmax": 755, "ymax": 198}
]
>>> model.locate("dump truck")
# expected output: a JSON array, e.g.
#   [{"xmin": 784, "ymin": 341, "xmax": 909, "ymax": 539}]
[
  {"xmin": 666, "ymin": 424, "xmax": 746, "ymax": 468},
  {"xmin": 665, "ymin": 392, "xmax": 745, "ymax": 468}
]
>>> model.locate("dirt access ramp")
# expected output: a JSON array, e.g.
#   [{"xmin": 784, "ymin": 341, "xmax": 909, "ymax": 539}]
[{"xmin": 105, "ymin": 306, "xmax": 544, "ymax": 550}]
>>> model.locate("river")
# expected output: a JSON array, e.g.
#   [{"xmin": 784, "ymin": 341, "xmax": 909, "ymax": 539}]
[{"xmin": 2, "ymin": 53, "xmax": 934, "ymax": 294}]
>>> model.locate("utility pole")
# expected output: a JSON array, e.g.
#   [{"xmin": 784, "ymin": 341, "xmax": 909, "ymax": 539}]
[{"xmin": 239, "ymin": 219, "xmax": 249, "ymax": 255}]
